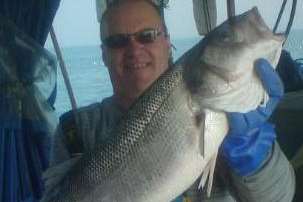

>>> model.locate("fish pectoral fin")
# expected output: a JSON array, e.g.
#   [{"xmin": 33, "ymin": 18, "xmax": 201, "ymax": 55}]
[
  {"xmin": 195, "ymin": 111, "xmax": 206, "ymax": 157},
  {"xmin": 198, "ymin": 152, "xmax": 218, "ymax": 197}
]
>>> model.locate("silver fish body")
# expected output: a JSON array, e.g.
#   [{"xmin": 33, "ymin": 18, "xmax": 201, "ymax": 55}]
[{"xmin": 45, "ymin": 66, "xmax": 228, "ymax": 202}]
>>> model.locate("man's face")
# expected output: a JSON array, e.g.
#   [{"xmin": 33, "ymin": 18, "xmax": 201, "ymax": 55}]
[{"xmin": 101, "ymin": 1, "xmax": 171, "ymax": 109}]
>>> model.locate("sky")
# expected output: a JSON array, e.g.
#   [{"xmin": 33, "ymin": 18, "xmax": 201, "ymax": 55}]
[{"xmin": 46, "ymin": 0, "xmax": 303, "ymax": 48}]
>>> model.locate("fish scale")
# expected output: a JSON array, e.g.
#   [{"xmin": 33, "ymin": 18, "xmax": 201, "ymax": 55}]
[{"xmin": 103, "ymin": 76, "xmax": 204, "ymax": 202}]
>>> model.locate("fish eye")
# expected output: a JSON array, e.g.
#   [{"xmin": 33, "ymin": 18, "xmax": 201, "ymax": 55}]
[{"xmin": 220, "ymin": 31, "xmax": 233, "ymax": 42}]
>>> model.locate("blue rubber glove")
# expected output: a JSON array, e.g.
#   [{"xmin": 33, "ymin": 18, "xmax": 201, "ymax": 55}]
[{"xmin": 220, "ymin": 59, "xmax": 284, "ymax": 176}]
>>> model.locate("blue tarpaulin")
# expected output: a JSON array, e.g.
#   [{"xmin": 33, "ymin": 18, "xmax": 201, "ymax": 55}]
[{"xmin": 0, "ymin": 0, "xmax": 60, "ymax": 201}]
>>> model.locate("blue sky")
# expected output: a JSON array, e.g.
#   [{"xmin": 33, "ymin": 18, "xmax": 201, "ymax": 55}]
[{"xmin": 46, "ymin": 0, "xmax": 302, "ymax": 48}]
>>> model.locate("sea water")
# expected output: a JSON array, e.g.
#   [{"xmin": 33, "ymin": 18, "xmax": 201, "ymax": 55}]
[{"xmin": 51, "ymin": 31, "xmax": 303, "ymax": 116}]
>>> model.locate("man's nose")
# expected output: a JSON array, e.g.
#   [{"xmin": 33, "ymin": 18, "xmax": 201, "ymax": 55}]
[{"xmin": 125, "ymin": 37, "xmax": 144, "ymax": 56}]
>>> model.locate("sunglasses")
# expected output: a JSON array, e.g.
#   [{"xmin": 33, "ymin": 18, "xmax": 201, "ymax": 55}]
[{"xmin": 102, "ymin": 28, "xmax": 164, "ymax": 49}]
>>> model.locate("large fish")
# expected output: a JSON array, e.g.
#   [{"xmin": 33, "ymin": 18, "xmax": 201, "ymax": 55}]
[{"xmin": 42, "ymin": 7, "xmax": 283, "ymax": 202}]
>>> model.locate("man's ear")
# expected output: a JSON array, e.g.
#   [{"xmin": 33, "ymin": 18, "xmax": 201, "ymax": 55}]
[
  {"xmin": 166, "ymin": 34, "xmax": 171, "ymax": 48},
  {"xmin": 165, "ymin": 34, "xmax": 173, "ymax": 61},
  {"xmin": 101, "ymin": 44, "xmax": 109, "ymax": 68},
  {"xmin": 165, "ymin": 34, "xmax": 172, "ymax": 53}
]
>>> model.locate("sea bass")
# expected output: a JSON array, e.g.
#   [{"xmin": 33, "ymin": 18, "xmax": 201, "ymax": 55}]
[{"xmin": 43, "ymin": 7, "xmax": 283, "ymax": 202}]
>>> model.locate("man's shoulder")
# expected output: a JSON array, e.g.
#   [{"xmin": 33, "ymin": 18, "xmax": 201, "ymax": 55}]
[
  {"xmin": 60, "ymin": 102, "xmax": 102, "ymax": 124},
  {"xmin": 58, "ymin": 103, "xmax": 103, "ymax": 144},
  {"xmin": 57, "ymin": 100, "xmax": 112, "ymax": 154},
  {"xmin": 58, "ymin": 97, "xmax": 115, "ymax": 135}
]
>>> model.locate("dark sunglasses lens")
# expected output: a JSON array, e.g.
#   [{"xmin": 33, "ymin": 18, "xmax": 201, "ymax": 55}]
[
  {"xmin": 104, "ymin": 29, "xmax": 161, "ymax": 48},
  {"xmin": 137, "ymin": 30, "xmax": 157, "ymax": 43},
  {"xmin": 104, "ymin": 34, "xmax": 129, "ymax": 48}
]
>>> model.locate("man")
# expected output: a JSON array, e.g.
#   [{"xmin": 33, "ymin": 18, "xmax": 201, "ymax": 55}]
[{"xmin": 44, "ymin": 0, "xmax": 295, "ymax": 201}]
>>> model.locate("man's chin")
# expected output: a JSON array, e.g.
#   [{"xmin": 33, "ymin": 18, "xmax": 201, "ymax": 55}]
[{"xmin": 124, "ymin": 86, "xmax": 149, "ymax": 101}]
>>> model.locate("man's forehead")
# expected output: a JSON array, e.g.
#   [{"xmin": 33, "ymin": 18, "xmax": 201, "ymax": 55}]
[{"xmin": 101, "ymin": 1, "xmax": 163, "ymax": 36}]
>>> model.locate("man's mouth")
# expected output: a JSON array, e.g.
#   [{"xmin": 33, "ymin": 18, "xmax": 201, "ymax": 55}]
[{"xmin": 126, "ymin": 62, "xmax": 150, "ymax": 70}]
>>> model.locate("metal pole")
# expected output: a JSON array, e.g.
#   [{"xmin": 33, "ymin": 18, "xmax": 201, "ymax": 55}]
[
  {"xmin": 50, "ymin": 26, "xmax": 78, "ymax": 110},
  {"xmin": 226, "ymin": 0, "xmax": 235, "ymax": 19},
  {"xmin": 273, "ymin": 0, "xmax": 297, "ymax": 44},
  {"xmin": 285, "ymin": 0, "xmax": 297, "ymax": 38},
  {"xmin": 273, "ymin": 0, "xmax": 288, "ymax": 33}
]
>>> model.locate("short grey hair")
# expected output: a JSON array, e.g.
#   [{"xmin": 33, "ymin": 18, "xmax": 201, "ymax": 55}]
[{"xmin": 99, "ymin": 0, "xmax": 168, "ymax": 40}]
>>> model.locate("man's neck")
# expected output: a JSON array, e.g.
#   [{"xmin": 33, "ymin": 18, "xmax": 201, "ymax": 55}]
[{"xmin": 112, "ymin": 94, "xmax": 135, "ymax": 111}]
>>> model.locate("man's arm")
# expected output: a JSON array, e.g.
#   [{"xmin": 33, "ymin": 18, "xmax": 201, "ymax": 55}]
[
  {"xmin": 43, "ymin": 111, "xmax": 83, "ymax": 201},
  {"xmin": 226, "ymin": 141, "xmax": 295, "ymax": 201}
]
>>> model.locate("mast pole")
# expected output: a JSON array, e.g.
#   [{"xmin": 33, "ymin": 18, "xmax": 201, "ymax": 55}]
[{"xmin": 50, "ymin": 26, "xmax": 78, "ymax": 110}]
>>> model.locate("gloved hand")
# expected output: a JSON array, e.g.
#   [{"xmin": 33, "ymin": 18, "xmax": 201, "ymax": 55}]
[{"xmin": 220, "ymin": 59, "xmax": 284, "ymax": 176}]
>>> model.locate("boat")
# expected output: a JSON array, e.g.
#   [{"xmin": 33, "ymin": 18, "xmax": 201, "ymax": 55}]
[{"xmin": 0, "ymin": 0, "xmax": 302, "ymax": 201}]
